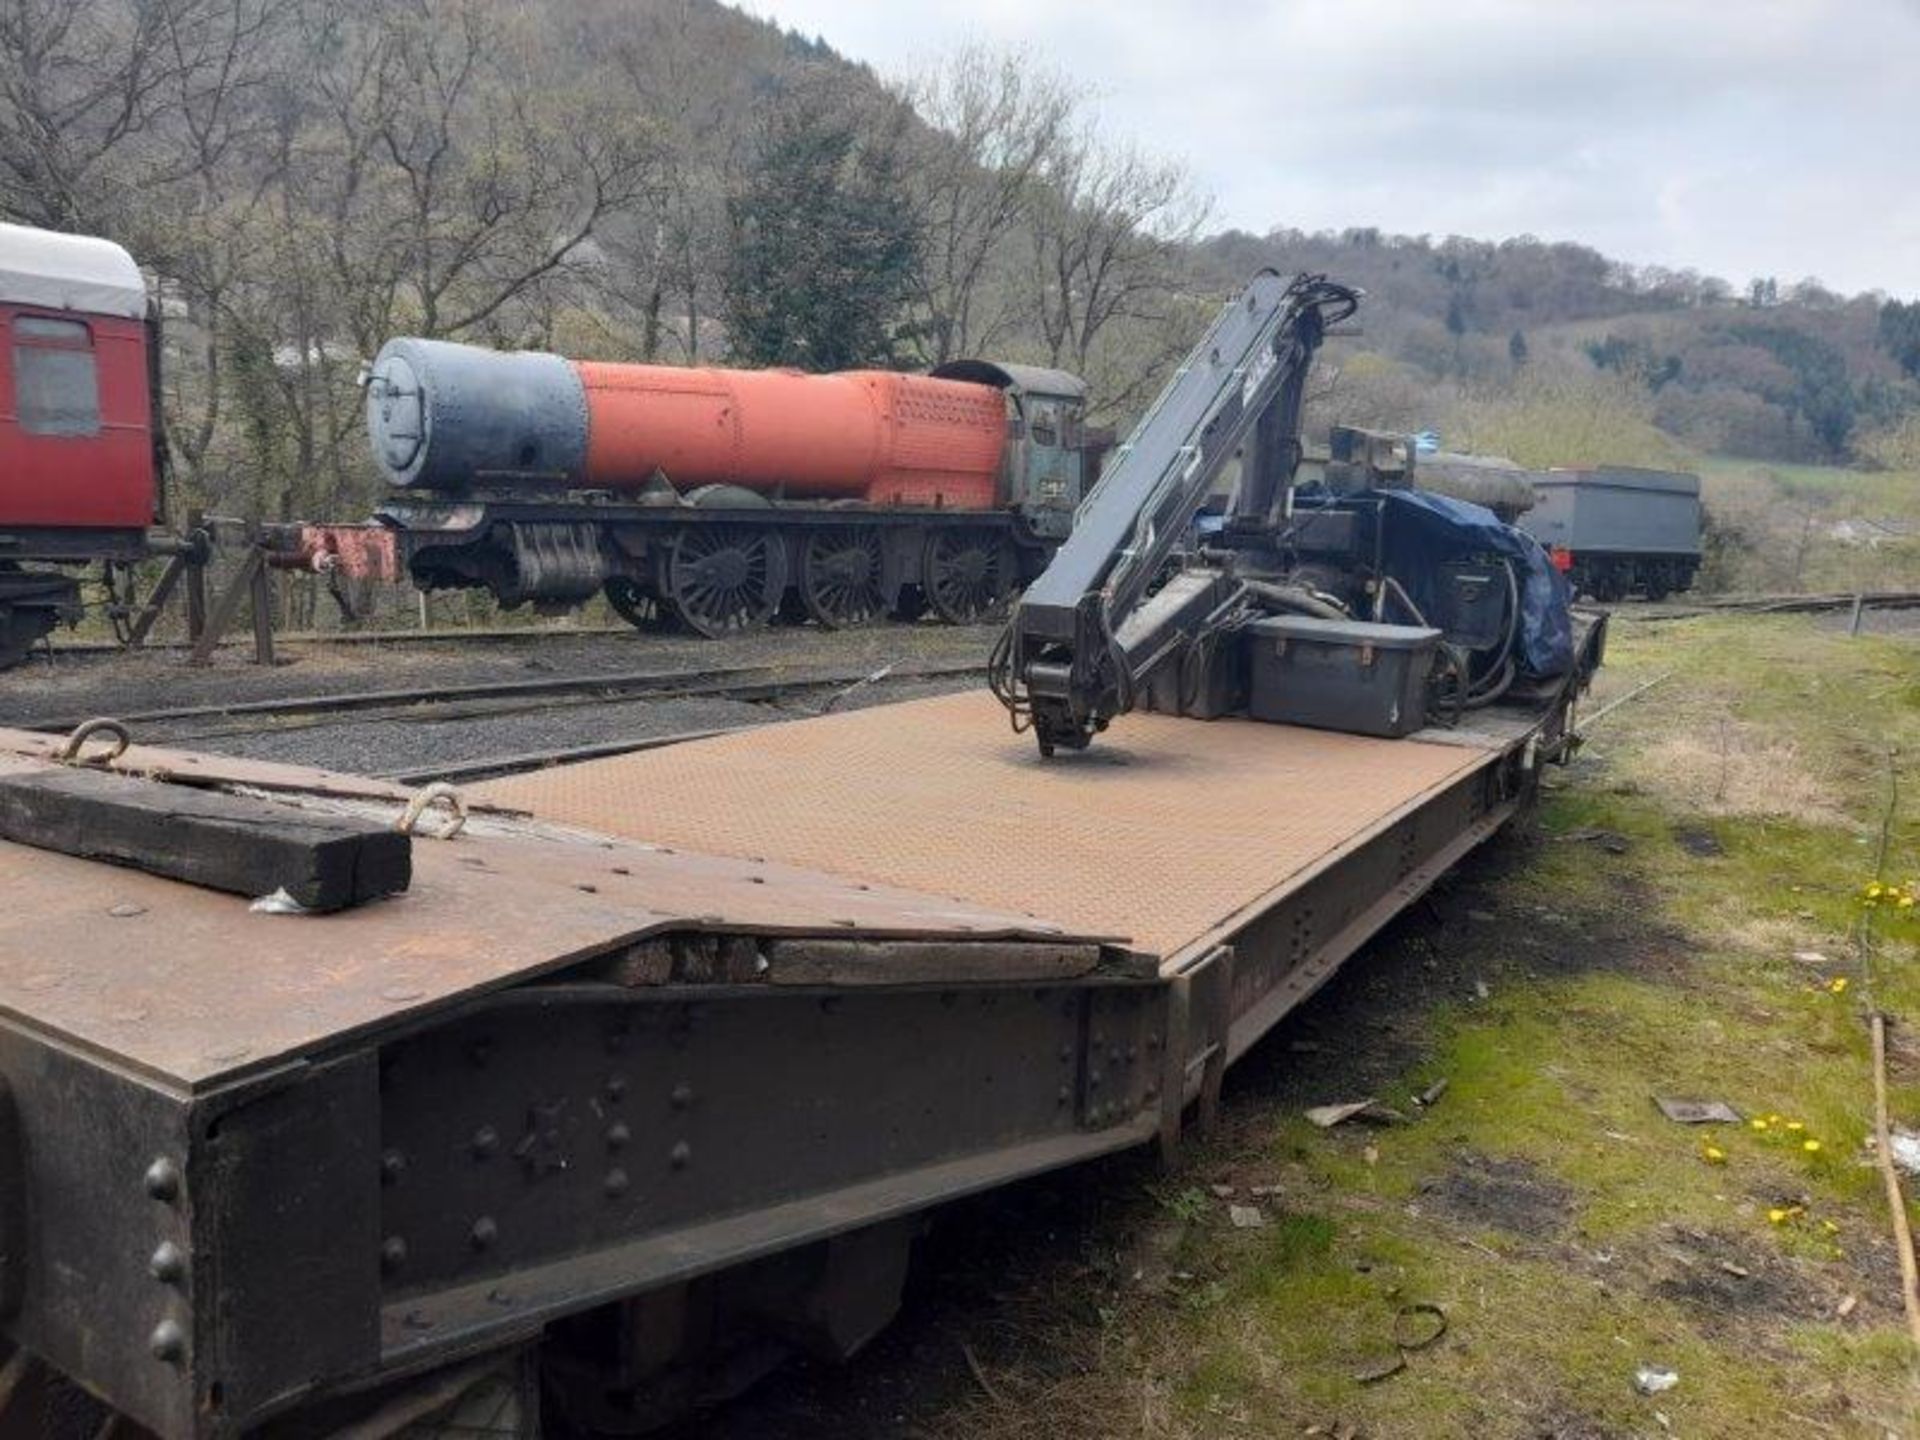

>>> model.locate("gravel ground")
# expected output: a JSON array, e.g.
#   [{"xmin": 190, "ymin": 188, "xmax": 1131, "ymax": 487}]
[
  {"xmin": 148, "ymin": 694, "xmax": 783, "ymax": 775},
  {"xmin": 0, "ymin": 621, "xmax": 997, "ymax": 774},
  {"xmin": 0, "ymin": 620, "xmax": 999, "ymax": 728},
  {"xmin": 135, "ymin": 677, "xmax": 983, "ymax": 775}
]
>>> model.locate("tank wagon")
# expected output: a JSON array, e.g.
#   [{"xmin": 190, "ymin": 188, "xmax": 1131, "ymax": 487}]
[
  {"xmin": 1519, "ymin": 466, "xmax": 1702, "ymax": 600},
  {"xmin": 362, "ymin": 339, "xmax": 1100, "ymax": 636},
  {"xmin": 0, "ymin": 223, "xmax": 174, "ymax": 665}
]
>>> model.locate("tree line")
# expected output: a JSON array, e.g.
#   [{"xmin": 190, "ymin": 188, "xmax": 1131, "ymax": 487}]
[
  {"xmin": 1196, "ymin": 225, "xmax": 1920, "ymax": 468},
  {"xmin": 3, "ymin": 0, "xmax": 1915, "ymax": 539},
  {"xmin": 0, "ymin": 0, "xmax": 1205, "ymax": 526}
]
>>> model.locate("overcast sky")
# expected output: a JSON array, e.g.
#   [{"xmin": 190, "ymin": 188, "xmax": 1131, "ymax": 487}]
[{"xmin": 743, "ymin": 0, "xmax": 1920, "ymax": 298}]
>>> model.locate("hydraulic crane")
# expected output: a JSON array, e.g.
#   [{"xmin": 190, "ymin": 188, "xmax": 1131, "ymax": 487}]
[{"xmin": 991, "ymin": 270, "xmax": 1573, "ymax": 757}]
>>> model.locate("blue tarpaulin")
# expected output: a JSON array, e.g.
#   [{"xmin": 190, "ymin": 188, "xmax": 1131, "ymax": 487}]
[{"xmin": 1361, "ymin": 488, "xmax": 1573, "ymax": 678}]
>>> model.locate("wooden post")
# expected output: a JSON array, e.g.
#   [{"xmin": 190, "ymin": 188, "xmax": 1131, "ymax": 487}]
[
  {"xmin": 248, "ymin": 521, "xmax": 276, "ymax": 667},
  {"xmin": 185, "ymin": 508, "xmax": 208, "ymax": 644},
  {"xmin": 124, "ymin": 551, "xmax": 192, "ymax": 649},
  {"xmin": 189, "ymin": 542, "xmax": 264, "ymax": 667},
  {"xmin": 1849, "ymin": 593, "xmax": 1866, "ymax": 637}
]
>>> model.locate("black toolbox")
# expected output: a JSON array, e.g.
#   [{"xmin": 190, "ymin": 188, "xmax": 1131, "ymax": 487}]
[{"xmin": 1244, "ymin": 615, "xmax": 1441, "ymax": 738}]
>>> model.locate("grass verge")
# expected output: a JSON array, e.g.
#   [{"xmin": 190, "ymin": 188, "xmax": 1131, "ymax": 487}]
[{"xmin": 909, "ymin": 612, "xmax": 1920, "ymax": 1439}]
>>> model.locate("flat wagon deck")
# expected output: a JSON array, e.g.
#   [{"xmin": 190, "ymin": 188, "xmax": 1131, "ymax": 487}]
[
  {"xmin": 474, "ymin": 690, "xmax": 1541, "ymax": 1069},
  {"xmin": 0, "ymin": 660, "xmax": 1584, "ymax": 1437}
]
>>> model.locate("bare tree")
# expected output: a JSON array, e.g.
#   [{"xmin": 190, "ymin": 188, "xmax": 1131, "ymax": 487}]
[
  {"xmin": 1025, "ymin": 128, "xmax": 1209, "ymax": 416},
  {"xmin": 0, "ymin": 0, "xmax": 278, "ymax": 231},
  {"xmin": 0, "ymin": 0, "xmax": 179, "ymax": 228},
  {"xmin": 897, "ymin": 44, "xmax": 1074, "ymax": 364},
  {"xmin": 598, "ymin": 0, "xmax": 744, "ymax": 361},
  {"xmin": 0, "ymin": 0, "xmax": 297, "ymax": 511},
  {"xmin": 140, "ymin": 0, "xmax": 281, "ymax": 492},
  {"xmin": 205, "ymin": 0, "xmax": 661, "ymax": 518},
  {"xmin": 338, "ymin": 1, "xmax": 659, "ymax": 342}
]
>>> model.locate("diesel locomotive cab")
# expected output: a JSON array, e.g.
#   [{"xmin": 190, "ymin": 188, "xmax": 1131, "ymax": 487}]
[{"xmin": 928, "ymin": 359, "xmax": 1095, "ymax": 541}]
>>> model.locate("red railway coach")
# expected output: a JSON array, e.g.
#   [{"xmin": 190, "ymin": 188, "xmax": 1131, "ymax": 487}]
[{"xmin": 0, "ymin": 222, "xmax": 162, "ymax": 665}]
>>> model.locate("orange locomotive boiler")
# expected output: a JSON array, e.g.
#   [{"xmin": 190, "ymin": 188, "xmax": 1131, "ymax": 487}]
[
  {"xmin": 363, "ymin": 339, "xmax": 1098, "ymax": 636},
  {"xmin": 577, "ymin": 362, "xmax": 1007, "ymax": 508}
]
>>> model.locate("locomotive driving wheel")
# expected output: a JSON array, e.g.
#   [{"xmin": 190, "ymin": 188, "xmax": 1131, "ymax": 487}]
[
  {"xmin": 922, "ymin": 529, "xmax": 1013, "ymax": 624},
  {"xmin": 799, "ymin": 527, "xmax": 887, "ymax": 628},
  {"xmin": 665, "ymin": 524, "xmax": 788, "ymax": 638},
  {"xmin": 603, "ymin": 576, "xmax": 677, "ymax": 633}
]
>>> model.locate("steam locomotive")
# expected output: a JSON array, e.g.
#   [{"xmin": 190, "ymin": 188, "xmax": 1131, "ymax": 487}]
[{"xmin": 359, "ymin": 339, "xmax": 1101, "ymax": 635}]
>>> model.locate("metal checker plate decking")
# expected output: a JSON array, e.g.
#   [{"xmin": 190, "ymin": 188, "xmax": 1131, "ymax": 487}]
[
  {"xmin": 0, "ymin": 742, "xmax": 1097, "ymax": 1091},
  {"xmin": 476, "ymin": 691, "xmax": 1497, "ymax": 965}
]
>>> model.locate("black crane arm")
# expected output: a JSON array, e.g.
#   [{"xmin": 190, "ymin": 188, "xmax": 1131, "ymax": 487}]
[{"xmin": 990, "ymin": 271, "xmax": 1360, "ymax": 755}]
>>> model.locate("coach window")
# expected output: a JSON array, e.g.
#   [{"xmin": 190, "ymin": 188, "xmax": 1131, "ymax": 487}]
[{"xmin": 13, "ymin": 316, "xmax": 101, "ymax": 437}]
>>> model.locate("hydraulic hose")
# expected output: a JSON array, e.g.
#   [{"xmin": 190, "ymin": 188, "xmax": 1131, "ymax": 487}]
[
  {"xmin": 1464, "ymin": 559, "xmax": 1521, "ymax": 703},
  {"xmin": 1377, "ymin": 574, "xmax": 1430, "ymax": 628},
  {"xmin": 1463, "ymin": 654, "xmax": 1516, "ymax": 710},
  {"xmin": 1241, "ymin": 579, "xmax": 1349, "ymax": 621}
]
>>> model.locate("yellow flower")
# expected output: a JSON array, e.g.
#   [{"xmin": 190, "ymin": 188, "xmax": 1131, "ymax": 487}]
[
  {"xmin": 1767, "ymin": 1207, "xmax": 1789, "ymax": 1224},
  {"xmin": 1703, "ymin": 1145, "xmax": 1727, "ymax": 1164},
  {"xmin": 1822, "ymin": 1220, "xmax": 1840, "ymax": 1234},
  {"xmin": 1829, "ymin": 977, "xmax": 1849, "ymax": 994},
  {"xmin": 1749, "ymin": 1117, "xmax": 1770, "ymax": 1131},
  {"xmin": 1900, "ymin": 895, "xmax": 1915, "ymax": 910},
  {"xmin": 1785, "ymin": 1120, "xmax": 1805, "ymax": 1131},
  {"xmin": 1767, "ymin": 1113, "xmax": 1783, "ymax": 1125},
  {"xmin": 1803, "ymin": 1139, "xmax": 1822, "ymax": 1154},
  {"xmin": 1867, "ymin": 884, "xmax": 1884, "ymax": 898}
]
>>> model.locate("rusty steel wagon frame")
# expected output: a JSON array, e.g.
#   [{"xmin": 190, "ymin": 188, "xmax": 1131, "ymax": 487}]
[{"xmin": 0, "ymin": 645, "xmax": 1588, "ymax": 1437}]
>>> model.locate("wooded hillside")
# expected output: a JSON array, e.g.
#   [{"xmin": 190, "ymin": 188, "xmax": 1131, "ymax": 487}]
[
  {"xmin": 2, "ymin": 0, "xmax": 1915, "ymax": 535},
  {"xmin": 1199, "ymin": 228, "xmax": 1920, "ymax": 471}
]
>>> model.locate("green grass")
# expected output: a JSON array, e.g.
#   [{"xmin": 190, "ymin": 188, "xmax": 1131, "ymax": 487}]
[
  {"xmin": 1694, "ymin": 453, "xmax": 1919, "ymax": 515},
  {"xmin": 1689, "ymin": 455, "xmax": 1920, "ymax": 593},
  {"xmin": 924, "ymin": 611, "xmax": 1920, "ymax": 1440}
]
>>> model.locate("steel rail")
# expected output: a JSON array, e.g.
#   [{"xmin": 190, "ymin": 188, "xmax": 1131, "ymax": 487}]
[
  {"xmin": 378, "ymin": 724, "xmax": 753, "ymax": 784},
  {"xmin": 42, "ymin": 624, "xmax": 634, "ymax": 656},
  {"xmin": 147, "ymin": 673, "xmax": 929, "ymax": 747},
  {"xmin": 1613, "ymin": 590, "xmax": 1920, "ymax": 622},
  {"xmin": 28, "ymin": 658, "xmax": 984, "ymax": 734}
]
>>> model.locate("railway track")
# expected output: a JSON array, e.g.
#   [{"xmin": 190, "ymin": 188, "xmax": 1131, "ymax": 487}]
[
  {"xmin": 31, "ymin": 656, "xmax": 982, "ymax": 736},
  {"xmin": 44, "ymin": 588, "xmax": 1917, "ymax": 656},
  {"xmin": 45, "ymin": 622, "xmax": 633, "ymax": 657},
  {"xmin": 23, "ymin": 590, "xmax": 1907, "ymax": 779},
  {"xmin": 1612, "ymin": 589, "xmax": 1920, "ymax": 621},
  {"xmin": 24, "ymin": 656, "xmax": 988, "ymax": 780},
  {"xmin": 378, "ymin": 724, "xmax": 750, "ymax": 784}
]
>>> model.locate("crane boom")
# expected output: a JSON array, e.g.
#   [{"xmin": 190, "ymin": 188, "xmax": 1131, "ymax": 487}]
[{"xmin": 992, "ymin": 272, "xmax": 1360, "ymax": 755}]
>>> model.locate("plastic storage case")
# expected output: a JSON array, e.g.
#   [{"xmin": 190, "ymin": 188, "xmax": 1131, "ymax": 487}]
[{"xmin": 1244, "ymin": 615, "xmax": 1441, "ymax": 738}]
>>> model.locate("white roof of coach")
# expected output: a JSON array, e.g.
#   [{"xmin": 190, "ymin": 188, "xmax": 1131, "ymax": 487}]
[{"xmin": 0, "ymin": 222, "xmax": 147, "ymax": 320}]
